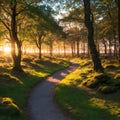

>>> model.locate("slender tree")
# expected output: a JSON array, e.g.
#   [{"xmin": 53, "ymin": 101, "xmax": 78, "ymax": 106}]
[
  {"xmin": 83, "ymin": 0, "xmax": 104, "ymax": 72},
  {"xmin": 115, "ymin": 0, "xmax": 120, "ymax": 63},
  {"xmin": 0, "ymin": 0, "xmax": 39, "ymax": 72}
]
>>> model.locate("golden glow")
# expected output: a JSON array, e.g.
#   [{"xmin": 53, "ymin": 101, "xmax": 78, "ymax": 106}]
[{"xmin": 4, "ymin": 46, "xmax": 11, "ymax": 53}]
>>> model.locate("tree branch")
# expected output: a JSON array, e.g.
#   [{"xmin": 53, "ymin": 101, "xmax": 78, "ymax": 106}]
[
  {"xmin": 16, "ymin": 0, "xmax": 37, "ymax": 16},
  {"xmin": 0, "ymin": 18, "xmax": 11, "ymax": 32},
  {"xmin": 0, "ymin": 4, "xmax": 11, "ymax": 15}
]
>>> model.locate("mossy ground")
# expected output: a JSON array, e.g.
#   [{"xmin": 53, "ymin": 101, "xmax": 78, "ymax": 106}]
[
  {"xmin": 55, "ymin": 58, "xmax": 120, "ymax": 120},
  {"xmin": 0, "ymin": 55, "xmax": 70, "ymax": 120}
]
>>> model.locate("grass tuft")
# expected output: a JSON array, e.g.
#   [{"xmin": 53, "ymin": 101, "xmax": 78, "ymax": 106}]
[{"xmin": 0, "ymin": 97, "xmax": 21, "ymax": 117}]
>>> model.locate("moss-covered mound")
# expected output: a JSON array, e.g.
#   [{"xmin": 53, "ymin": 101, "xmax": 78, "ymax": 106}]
[
  {"xmin": 82, "ymin": 73, "xmax": 120, "ymax": 94},
  {"xmin": 98, "ymin": 85, "xmax": 118, "ymax": 94},
  {"xmin": 114, "ymin": 74, "xmax": 120, "ymax": 79},
  {"xmin": 0, "ymin": 73, "xmax": 22, "ymax": 86},
  {"xmin": 0, "ymin": 97, "xmax": 21, "ymax": 116},
  {"xmin": 82, "ymin": 73, "xmax": 110, "ymax": 88},
  {"xmin": 105, "ymin": 64, "xmax": 118, "ymax": 69}
]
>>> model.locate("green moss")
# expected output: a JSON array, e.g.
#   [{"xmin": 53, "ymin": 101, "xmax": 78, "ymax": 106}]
[
  {"xmin": 98, "ymin": 85, "xmax": 118, "ymax": 94},
  {"xmin": 114, "ymin": 74, "xmax": 120, "ymax": 79},
  {"xmin": 0, "ymin": 97, "xmax": 21, "ymax": 116},
  {"xmin": 55, "ymin": 58, "xmax": 120, "ymax": 120},
  {"xmin": 82, "ymin": 73, "xmax": 110, "ymax": 88},
  {"xmin": 82, "ymin": 78, "xmax": 99, "ymax": 88},
  {"xmin": 105, "ymin": 64, "xmax": 118, "ymax": 69},
  {"xmin": 0, "ymin": 73, "xmax": 23, "ymax": 86},
  {"xmin": 0, "ymin": 56, "xmax": 70, "ymax": 120}
]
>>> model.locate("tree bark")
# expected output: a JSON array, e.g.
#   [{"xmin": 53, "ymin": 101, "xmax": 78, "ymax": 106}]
[
  {"xmin": 76, "ymin": 39, "xmax": 80, "ymax": 57},
  {"xmin": 83, "ymin": 0, "xmax": 104, "ymax": 72},
  {"xmin": 107, "ymin": 10, "xmax": 117, "ymax": 59},
  {"xmin": 102, "ymin": 38, "xmax": 107, "ymax": 55},
  {"xmin": 116, "ymin": 0, "xmax": 120, "ymax": 63},
  {"xmin": 38, "ymin": 35, "xmax": 42, "ymax": 59},
  {"xmin": 119, "ymin": 1, "xmax": 120, "ymax": 63},
  {"xmin": 11, "ymin": 0, "xmax": 23, "ymax": 72},
  {"xmin": 50, "ymin": 43, "xmax": 53, "ymax": 56},
  {"xmin": 63, "ymin": 40, "xmax": 66, "ymax": 57}
]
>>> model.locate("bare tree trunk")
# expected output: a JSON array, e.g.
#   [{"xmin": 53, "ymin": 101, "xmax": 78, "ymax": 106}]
[{"xmin": 83, "ymin": 0, "xmax": 104, "ymax": 72}]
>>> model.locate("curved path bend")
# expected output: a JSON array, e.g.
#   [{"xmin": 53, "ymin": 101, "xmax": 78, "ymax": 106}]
[{"xmin": 28, "ymin": 63, "xmax": 79, "ymax": 120}]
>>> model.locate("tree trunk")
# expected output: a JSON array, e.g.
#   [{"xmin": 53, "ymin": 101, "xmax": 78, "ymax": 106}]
[
  {"xmin": 83, "ymin": 0, "xmax": 104, "ymax": 72},
  {"xmin": 87, "ymin": 43, "xmax": 90, "ymax": 58},
  {"xmin": 116, "ymin": 0, "xmax": 120, "ymax": 63},
  {"xmin": 107, "ymin": 5, "xmax": 118, "ymax": 60},
  {"xmin": 50, "ymin": 43, "xmax": 53, "ymax": 56},
  {"xmin": 71, "ymin": 41, "xmax": 75, "ymax": 57},
  {"xmin": 102, "ymin": 38, "xmax": 107, "ymax": 55},
  {"xmin": 39, "ymin": 48, "xmax": 41, "ymax": 59},
  {"xmin": 76, "ymin": 39, "xmax": 79, "ymax": 57},
  {"xmin": 38, "ymin": 36, "xmax": 42, "ymax": 59},
  {"xmin": 63, "ymin": 40, "xmax": 66, "ymax": 57},
  {"xmin": 108, "ymin": 39, "xmax": 112, "ymax": 60},
  {"xmin": 11, "ymin": 1, "xmax": 23, "ymax": 72},
  {"xmin": 119, "ymin": 1, "xmax": 120, "ymax": 63}
]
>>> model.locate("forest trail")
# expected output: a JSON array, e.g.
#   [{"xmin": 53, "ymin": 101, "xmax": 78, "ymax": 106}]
[{"xmin": 27, "ymin": 62, "xmax": 79, "ymax": 120}]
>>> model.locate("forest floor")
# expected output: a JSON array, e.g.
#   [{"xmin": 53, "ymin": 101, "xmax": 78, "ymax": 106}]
[
  {"xmin": 55, "ymin": 58, "xmax": 120, "ymax": 120},
  {"xmin": 0, "ymin": 54, "xmax": 120, "ymax": 120},
  {"xmin": 0, "ymin": 54, "xmax": 70, "ymax": 120},
  {"xmin": 27, "ymin": 62, "xmax": 79, "ymax": 120}
]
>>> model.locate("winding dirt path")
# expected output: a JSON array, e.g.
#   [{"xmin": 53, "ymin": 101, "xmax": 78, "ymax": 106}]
[{"xmin": 28, "ymin": 63, "xmax": 79, "ymax": 120}]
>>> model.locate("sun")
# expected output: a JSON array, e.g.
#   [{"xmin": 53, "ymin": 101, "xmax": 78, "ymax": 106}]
[{"xmin": 4, "ymin": 46, "xmax": 11, "ymax": 53}]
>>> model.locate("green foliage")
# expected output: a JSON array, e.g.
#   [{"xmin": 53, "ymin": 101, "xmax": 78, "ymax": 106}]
[{"xmin": 28, "ymin": 5, "xmax": 63, "ymax": 34}]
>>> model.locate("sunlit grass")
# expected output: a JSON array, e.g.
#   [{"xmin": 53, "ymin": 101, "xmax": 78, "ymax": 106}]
[
  {"xmin": 0, "ymin": 55, "xmax": 70, "ymax": 120},
  {"xmin": 55, "ymin": 58, "xmax": 120, "ymax": 120},
  {"xmin": 90, "ymin": 97, "xmax": 120, "ymax": 117}
]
